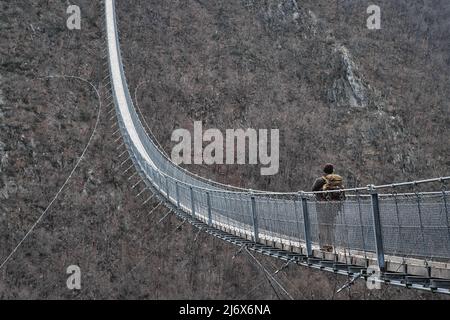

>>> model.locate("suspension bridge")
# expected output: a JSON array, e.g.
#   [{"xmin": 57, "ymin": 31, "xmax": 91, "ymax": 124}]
[{"xmin": 103, "ymin": 0, "xmax": 450, "ymax": 295}]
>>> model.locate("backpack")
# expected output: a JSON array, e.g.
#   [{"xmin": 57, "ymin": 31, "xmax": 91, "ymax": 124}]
[{"xmin": 322, "ymin": 174, "xmax": 344, "ymax": 200}]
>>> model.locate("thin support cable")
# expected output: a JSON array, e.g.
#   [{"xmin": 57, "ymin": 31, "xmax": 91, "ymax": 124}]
[
  {"xmin": 147, "ymin": 201, "xmax": 162, "ymax": 216},
  {"xmin": 235, "ymin": 253, "xmax": 295, "ymax": 300},
  {"xmin": 244, "ymin": 247, "xmax": 294, "ymax": 300},
  {"xmin": 135, "ymin": 187, "xmax": 148, "ymax": 198},
  {"xmin": 263, "ymin": 258, "xmax": 307, "ymax": 299},
  {"xmin": 141, "ymin": 194, "xmax": 156, "ymax": 207},
  {"xmin": 441, "ymin": 180, "xmax": 450, "ymax": 248},
  {"xmin": 0, "ymin": 75, "xmax": 102, "ymax": 272},
  {"xmin": 158, "ymin": 209, "xmax": 172, "ymax": 224}
]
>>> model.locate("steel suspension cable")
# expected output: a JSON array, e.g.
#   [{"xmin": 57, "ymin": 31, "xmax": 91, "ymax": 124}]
[{"xmin": 0, "ymin": 75, "xmax": 102, "ymax": 272}]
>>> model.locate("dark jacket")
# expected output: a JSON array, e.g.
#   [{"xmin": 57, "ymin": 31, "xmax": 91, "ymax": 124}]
[
  {"xmin": 312, "ymin": 177, "xmax": 327, "ymax": 201},
  {"xmin": 312, "ymin": 177, "xmax": 326, "ymax": 192}
]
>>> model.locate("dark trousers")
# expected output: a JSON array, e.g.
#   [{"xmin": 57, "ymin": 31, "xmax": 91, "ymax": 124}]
[{"xmin": 316, "ymin": 201, "xmax": 342, "ymax": 248}]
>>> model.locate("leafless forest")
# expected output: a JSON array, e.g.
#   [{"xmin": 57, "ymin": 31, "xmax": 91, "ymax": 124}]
[{"xmin": 0, "ymin": 0, "xmax": 449, "ymax": 299}]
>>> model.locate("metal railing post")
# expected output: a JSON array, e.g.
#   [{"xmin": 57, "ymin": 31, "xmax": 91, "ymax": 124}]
[
  {"xmin": 250, "ymin": 194, "xmax": 259, "ymax": 243},
  {"xmin": 175, "ymin": 182, "xmax": 180, "ymax": 209},
  {"xmin": 146, "ymin": 163, "xmax": 151, "ymax": 181},
  {"xmin": 159, "ymin": 173, "xmax": 163, "ymax": 192},
  {"xmin": 369, "ymin": 185, "xmax": 385, "ymax": 272},
  {"xmin": 165, "ymin": 176, "xmax": 170, "ymax": 199},
  {"xmin": 142, "ymin": 161, "xmax": 148, "ymax": 180},
  {"xmin": 154, "ymin": 170, "xmax": 159, "ymax": 189},
  {"xmin": 190, "ymin": 186, "xmax": 195, "ymax": 218},
  {"xmin": 206, "ymin": 191, "xmax": 212, "ymax": 226},
  {"xmin": 152, "ymin": 168, "xmax": 157, "ymax": 186},
  {"xmin": 300, "ymin": 192, "xmax": 312, "ymax": 257},
  {"xmin": 294, "ymin": 193, "xmax": 303, "ymax": 250},
  {"xmin": 441, "ymin": 180, "xmax": 450, "ymax": 244},
  {"xmin": 148, "ymin": 164, "xmax": 152, "ymax": 181}
]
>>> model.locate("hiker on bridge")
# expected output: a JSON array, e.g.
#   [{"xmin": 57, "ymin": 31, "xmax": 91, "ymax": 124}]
[{"xmin": 312, "ymin": 164, "xmax": 345, "ymax": 252}]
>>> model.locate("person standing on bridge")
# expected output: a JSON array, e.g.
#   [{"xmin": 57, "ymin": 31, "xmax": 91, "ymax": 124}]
[{"xmin": 312, "ymin": 164, "xmax": 345, "ymax": 252}]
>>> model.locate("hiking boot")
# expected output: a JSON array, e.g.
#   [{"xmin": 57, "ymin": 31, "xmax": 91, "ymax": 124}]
[{"xmin": 321, "ymin": 245, "xmax": 334, "ymax": 253}]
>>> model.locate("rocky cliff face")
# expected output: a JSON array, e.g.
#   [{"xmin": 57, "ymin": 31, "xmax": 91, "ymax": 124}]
[
  {"xmin": 0, "ymin": 0, "xmax": 448, "ymax": 299},
  {"xmin": 329, "ymin": 44, "xmax": 370, "ymax": 110}
]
